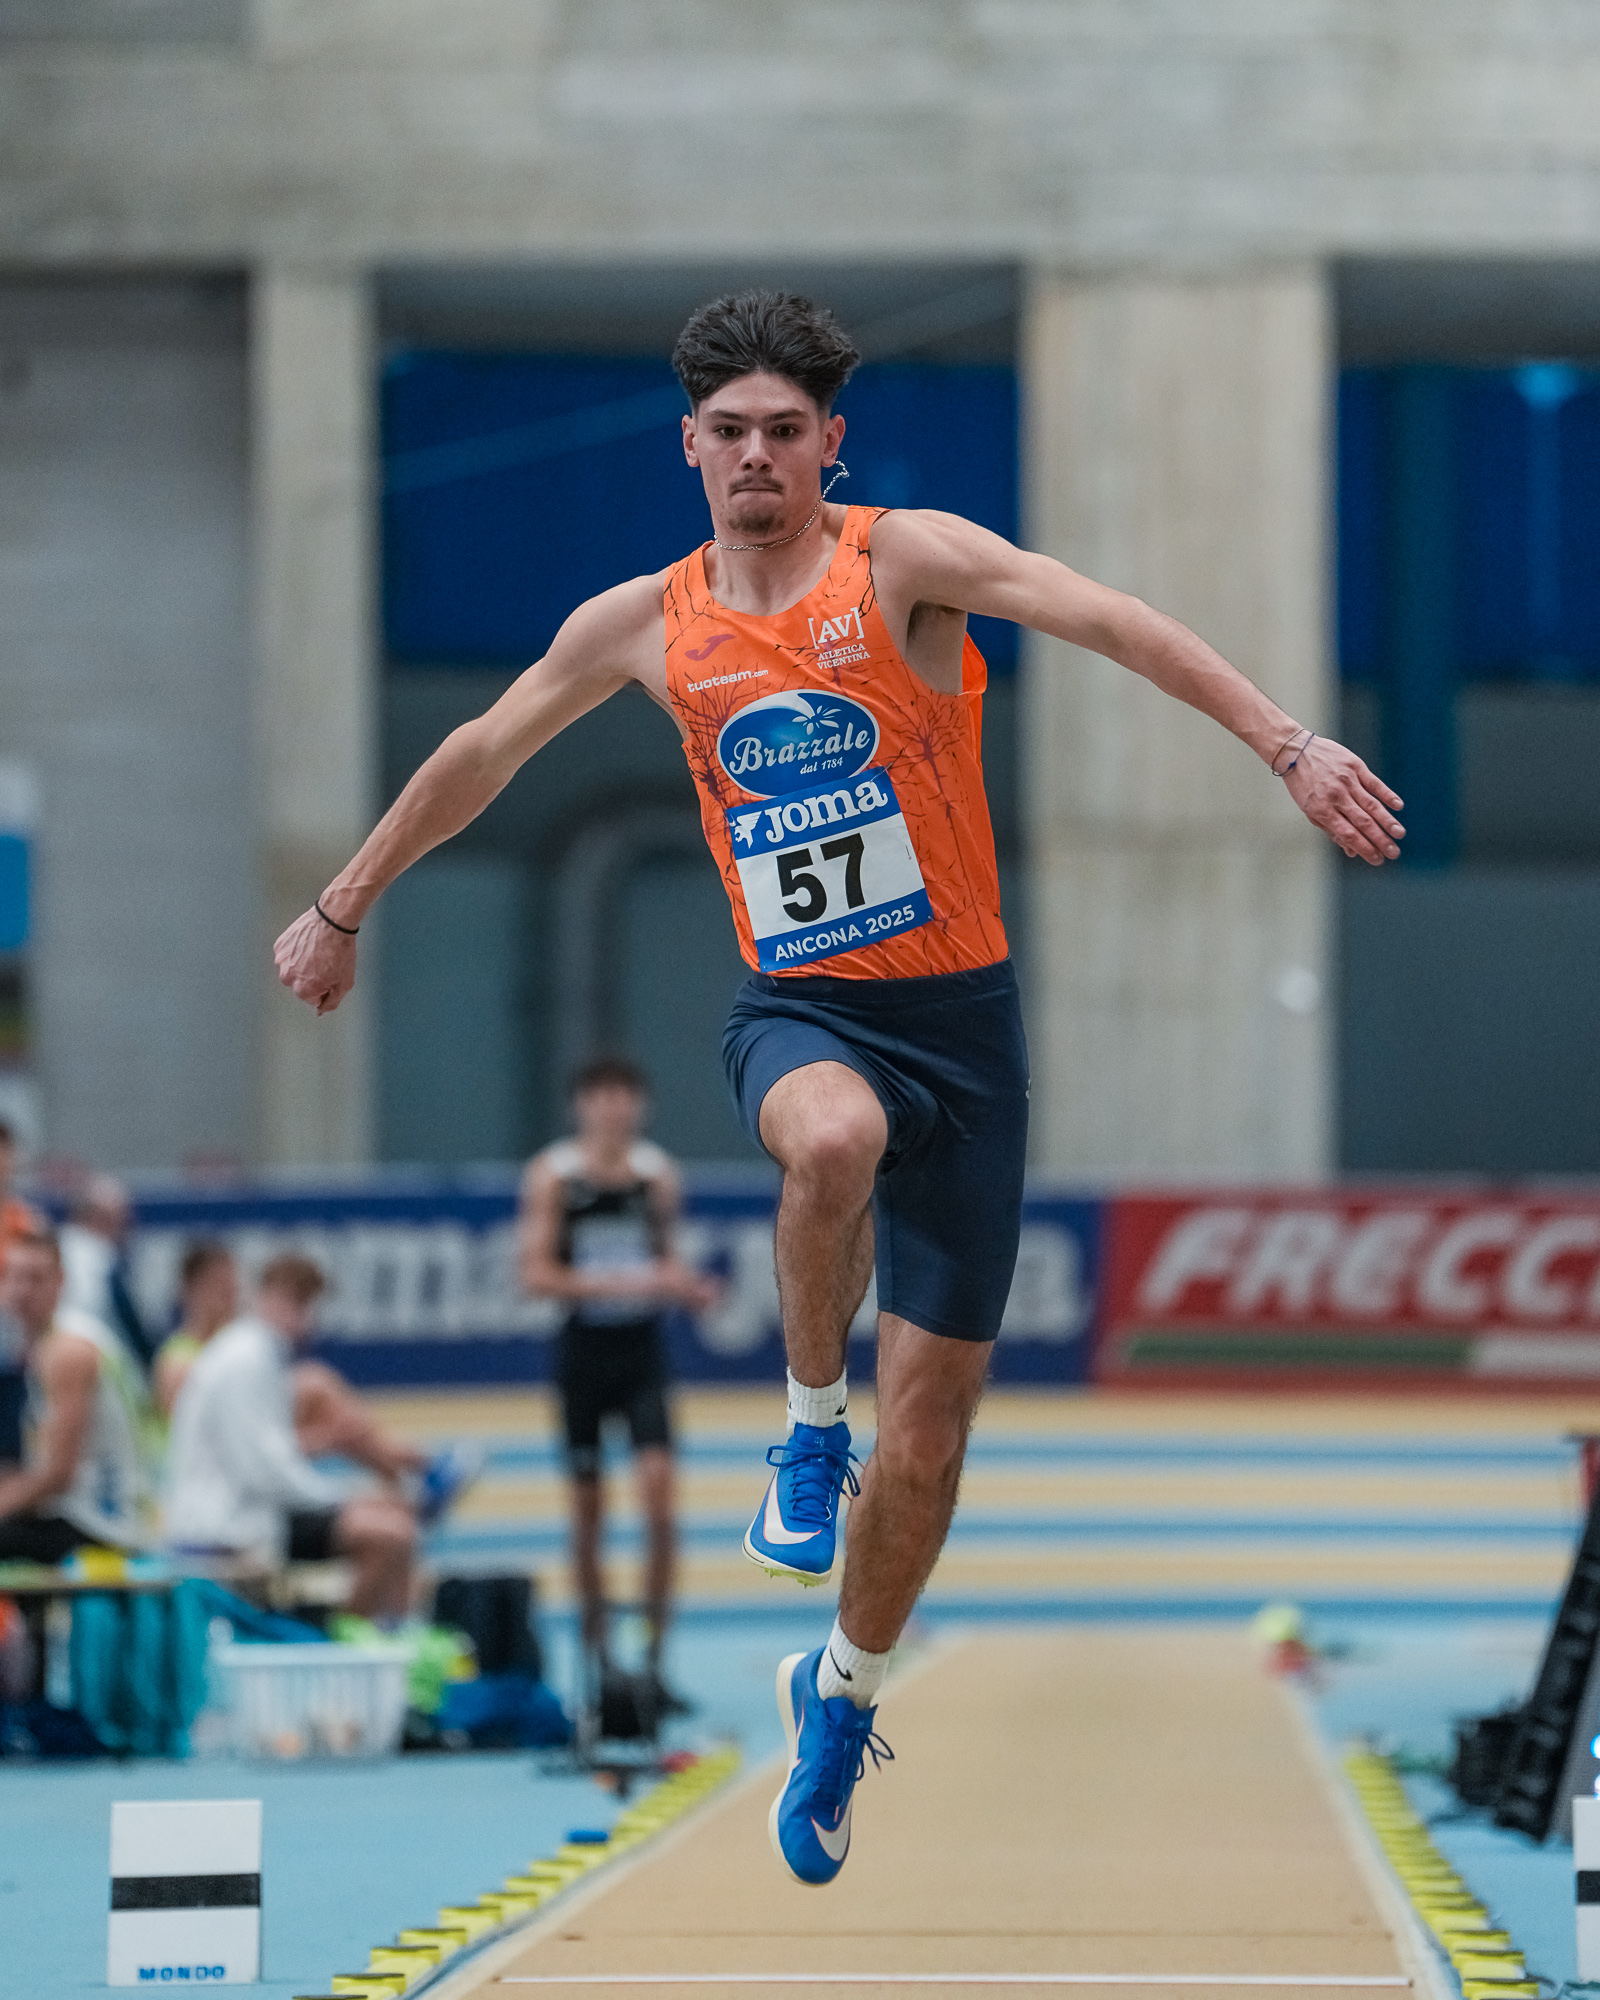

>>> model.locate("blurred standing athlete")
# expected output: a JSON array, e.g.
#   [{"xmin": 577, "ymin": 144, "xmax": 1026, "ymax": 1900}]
[
  {"xmin": 519, "ymin": 1057, "xmax": 715, "ymax": 1699},
  {"xmin": 274, "ymin": 289, "xmax": 1405, "ymax": 1886}
]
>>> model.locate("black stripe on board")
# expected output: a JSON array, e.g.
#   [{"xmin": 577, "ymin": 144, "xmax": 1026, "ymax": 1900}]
[
  {"xmin": 1578, "ymin": 1870, "xmax": 1600, "ymax": 1904},
  {"xmin": 111, "ymin": 1873, "xmax": 261, "ymax": 1911}
]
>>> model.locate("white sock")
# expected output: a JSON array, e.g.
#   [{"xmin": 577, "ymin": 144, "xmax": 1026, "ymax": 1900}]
[
  {"xmin": 787, "ymin": 1368, "xmax": 848, "ymax": 1431},
  {"xmin": 815, "ymin": 1617, "xmax": 889, "ymax": 1709}
]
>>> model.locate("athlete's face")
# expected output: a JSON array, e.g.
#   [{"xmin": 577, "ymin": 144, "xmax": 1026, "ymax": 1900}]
[
  {"xmin": 573, "ymin": 1083, "xmax": 647, "ymax": 1149},
  {"xmin": 182, "ymin": 1254, "xmax": 239, "ymax": 1339},
  {"xmin": 683, "ymin": 372, "xmax": 846, "ymax": 539},
  {"xmin": 0, "ymin": 1241, "xmax": 62, "ymax": 1344},
  {"xmin": 256, "ymin": 1280, "xmax": 319, "ymax": 1348}
]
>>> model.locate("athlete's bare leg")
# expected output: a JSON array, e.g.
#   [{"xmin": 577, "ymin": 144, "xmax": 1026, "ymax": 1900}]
[
  {"xmin": 293, "ymin": 1361, "xmax": 427, "ymax": 1484},
  {"xmin": 635, "ymin": 1444, "xmax": 675, "ymax": 1664},
  {"xmin": 760, "ymin": 1062, "xmax": 985, "ymax": 1651},
  {"xmin": 838, "ymin": 1315, "xmax": 990, "ymax": 1653},
  {"xmin": 334, "ymin": 1495, "xmax": 418, "ymax": 1621},
  {"xmin": 569, "ymin": 1473, "xmax": 607, "ymax": 1653},
  {"xmin": 758, "ymin": 1061, "xmax": 885, "ymax": 1387}
]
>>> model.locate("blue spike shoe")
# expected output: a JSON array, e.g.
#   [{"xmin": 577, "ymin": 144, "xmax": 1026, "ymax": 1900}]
[
  {"xmin": 769, "ymin": 1646, "xmax": 893, "ymax": 1886},
  {"xmin": 742, "ymin": 1422, "xmax": 859, "ymax": 1584}
]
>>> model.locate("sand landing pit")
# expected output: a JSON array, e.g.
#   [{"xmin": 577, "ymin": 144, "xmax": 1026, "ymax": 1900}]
[{"xmin": 435, "ymin": 1629, "xmax": 1413, "ymax": 2000}]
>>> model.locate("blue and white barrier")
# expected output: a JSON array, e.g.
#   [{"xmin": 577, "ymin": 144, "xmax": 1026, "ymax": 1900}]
[{"xmin": 126, "ymin": 1174, "xmax": 1101, "ymax": 1388}]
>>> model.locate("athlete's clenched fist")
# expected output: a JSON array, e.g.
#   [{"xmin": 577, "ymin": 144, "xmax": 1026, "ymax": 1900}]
[{"xmin": 274, "ymin": 907, "xmax": 358, "ymax": 1015}]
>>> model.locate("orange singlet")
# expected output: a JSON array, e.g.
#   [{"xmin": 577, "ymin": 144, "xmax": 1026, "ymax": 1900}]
[{"xmin": 664, "ymin": 506, "xmax": 1008, "ymax": 981}]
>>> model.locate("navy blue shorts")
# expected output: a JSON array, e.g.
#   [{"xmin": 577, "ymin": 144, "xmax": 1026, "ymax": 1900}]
[{"xmin": 722, "ymin": 958, "xmax": 1029, "ymax": 1342}]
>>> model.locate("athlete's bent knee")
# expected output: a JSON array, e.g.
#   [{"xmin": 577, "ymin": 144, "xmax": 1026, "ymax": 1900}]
[
  {"xmin": 785, "ymin": 1108, "xmax": 882, "ymax": 1193},
  {"xmin": 762, "ymin": 1066, "xmax": 885, "ymax": 1187},
  {"xmin": 340, "ymin": 1500, "xmax": 416, "ymax": 1557}
]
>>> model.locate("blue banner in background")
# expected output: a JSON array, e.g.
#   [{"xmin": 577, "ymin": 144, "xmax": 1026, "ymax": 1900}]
[
  {"xmin": 126, "ymin": 1177, "xmax": 1100, "ymax": 1389},
  {"xmin": 382, "ymin": 354, "xmax": 1020, "ymax": 674}
]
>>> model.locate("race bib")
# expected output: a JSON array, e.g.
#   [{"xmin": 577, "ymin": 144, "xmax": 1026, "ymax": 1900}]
[{"xmin": 726, "ymin": 769, "xmax": 933, "ymax": 973}]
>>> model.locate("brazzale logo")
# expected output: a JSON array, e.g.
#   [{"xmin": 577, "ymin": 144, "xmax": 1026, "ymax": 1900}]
[{"xmin": 716, "ymin": 691, "xmax": 879, "ymax": 799}]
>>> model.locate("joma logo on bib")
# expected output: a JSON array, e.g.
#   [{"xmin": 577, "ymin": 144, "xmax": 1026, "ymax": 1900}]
[
  {"xmin": 729, "ymin": 777, "xmax": 889, "ymax": 852},
  {"xmin": 716, "ymin": 691, "xmax": 878, "ymax": 799}
]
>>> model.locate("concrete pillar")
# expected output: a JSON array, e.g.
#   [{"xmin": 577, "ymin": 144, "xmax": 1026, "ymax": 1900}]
[
  {"xmin": 1021, "ymin": 267, "xmax": 1332, "ymax": 1181},
  {"xmin": 252, "ymin": 268, "xmax": 376, "ymax": 1166}
]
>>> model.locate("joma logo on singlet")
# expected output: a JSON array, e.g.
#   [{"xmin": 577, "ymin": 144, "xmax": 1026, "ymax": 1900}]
[{"xmin": 808, "ymin": 607, "xmax": 864, "ymax": 650}]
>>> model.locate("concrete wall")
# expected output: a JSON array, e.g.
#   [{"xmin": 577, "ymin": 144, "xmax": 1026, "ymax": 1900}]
[
  {"xmin": 1335, "ymin": 684, "xmax": 1600, "ymax": 1174},
  {"xmin": 1340, "ymin": 867, "xmax": 1600, "ymax": 1176},
  {"xmin": 1022, "ymin": 269, "xmax": 1331, "ymax": 1178},
  {"xmin": 6, "ymin": 7, "xmax": 1600, "ymax": 264},
  {"xmin": 379, "ymin": 672, "xmax": 759, "ymax": 1164},
  {"xmin": 7, "ymin": 4, "xmax": 1600, "ymax": 1169},
  {"xmin": 0, "ymin": 280, "xmax": 254, "ymax": 1170},
  {"xmin": 253, "ymin": 268, "xmax": 376, "ymax": 1168}
]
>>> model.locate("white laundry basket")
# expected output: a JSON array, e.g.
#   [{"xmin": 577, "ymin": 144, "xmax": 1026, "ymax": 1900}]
[{"xmin": 209, "ymin": 1642, "xmax": 410, "ymax": 1759}]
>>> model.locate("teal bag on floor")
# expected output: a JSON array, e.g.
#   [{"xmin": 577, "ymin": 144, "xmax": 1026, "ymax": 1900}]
[{"xmin": 69, "ymin": 1580, "xmax": 217, "ymax": 1757}]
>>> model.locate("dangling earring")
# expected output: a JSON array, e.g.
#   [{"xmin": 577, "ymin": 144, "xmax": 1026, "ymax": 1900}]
[{"xmin": 821, "ymin": 461, "xmax": 850, "ymax": 501}]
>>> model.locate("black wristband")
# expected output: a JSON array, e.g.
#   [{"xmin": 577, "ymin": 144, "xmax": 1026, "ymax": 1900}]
[{"xmin": 313, "ymin": 898, "xmax": 360, "ymax": 937}]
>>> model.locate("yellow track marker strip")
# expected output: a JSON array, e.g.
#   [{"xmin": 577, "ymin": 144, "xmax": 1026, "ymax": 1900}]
[
  {"xmin": 1341, "ymin": 1749, "xmax": 1539, "ymax": 2000},
  {"xmin": 498, "ymin": 1976, "xmax": 1411, "ymax": 1988},
  {"xmin": 293, "ymin": 1747, "xmax": 742, "ymax": 2000}
]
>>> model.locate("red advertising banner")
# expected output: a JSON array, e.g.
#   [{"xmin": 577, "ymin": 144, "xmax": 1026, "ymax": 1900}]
[{"xmin": 1099, "ymin": 1191, "xmax": 1600, "ymax": 1386}]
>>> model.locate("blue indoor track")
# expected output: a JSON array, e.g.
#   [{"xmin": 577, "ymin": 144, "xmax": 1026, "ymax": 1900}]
[
  {"xmin": 8, "ymin": 1388, "xmax": 1600, "ymax": 1995},
  {"xmin": 2, "ymin": 1614, "xmax": 814, "ymax": 2000}
]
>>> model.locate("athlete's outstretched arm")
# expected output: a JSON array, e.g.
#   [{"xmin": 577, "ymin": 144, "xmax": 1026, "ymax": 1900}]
[
  {"xmin": 275, "ymin": 579, "xmax": 659, "ymax": 1013},
  {"xmin": 874, "ymin": 510, "xmax": 1404, "ymax": 868}
]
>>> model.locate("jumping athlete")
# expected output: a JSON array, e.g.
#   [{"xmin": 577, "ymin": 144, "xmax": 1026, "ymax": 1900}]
[{"xmin": 275, "ymin": 290, "xmax": 1404, "ymax": 1886}]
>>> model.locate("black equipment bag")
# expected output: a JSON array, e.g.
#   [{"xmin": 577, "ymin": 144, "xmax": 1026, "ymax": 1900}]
[
  {"xmin": 595, "ymin": 1659, "xmax": 661, "ymax": 1743},
  {"xmin": 433, "ymin": 1574, "xmax": 545, "ymax": 1682},
  {"xmin": 1448, "ymin": 1706, "xmax": 1522, "ymax": 1809}
]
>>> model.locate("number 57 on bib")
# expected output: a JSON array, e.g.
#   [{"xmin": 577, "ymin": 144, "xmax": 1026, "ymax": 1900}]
[{"xmin": 725, "ymin": 770, "xmax": 934, "ymax": 974}]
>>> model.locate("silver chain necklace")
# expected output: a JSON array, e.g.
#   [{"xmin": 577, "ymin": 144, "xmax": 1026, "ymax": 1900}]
[{"xmin": 712, "ymin": 463, "xmax": 849, "ymax": 553}]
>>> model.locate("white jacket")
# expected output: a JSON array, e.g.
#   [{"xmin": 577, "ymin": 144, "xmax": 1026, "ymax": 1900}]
[{"xmin": 164, "ymin": 1315, "xmax": 342, "ymax": 1556}]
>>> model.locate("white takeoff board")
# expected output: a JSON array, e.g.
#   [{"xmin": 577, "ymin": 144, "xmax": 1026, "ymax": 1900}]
[{"xmin": 108, "ymin": 1799, "xmax": 262, "ymax": 1986}]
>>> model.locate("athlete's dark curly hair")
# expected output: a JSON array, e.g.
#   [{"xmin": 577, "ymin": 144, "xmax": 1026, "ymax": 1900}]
[
  {"xmin": 569, "ymin": 1055, "xmax": 650, "ymax": 1099},
  {"xmin": 672, "ymin": 290, "xmax": 860, "ymax": 413}
]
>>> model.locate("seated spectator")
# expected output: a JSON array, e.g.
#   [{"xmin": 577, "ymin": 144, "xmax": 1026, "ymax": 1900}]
[
  {"xmin": 152, "ymin": 1239, "xmax": 240, "ymax": 1424},
  {"xmin": 60, "ymin": 1173, "xmax": 156, "ymax": 1372},
  {"xmin": 164, "ymin": 1253, "xmax": 418, "ymax": 1619},
  {"xmin": 155, "ymin": 1241, "xmax": 476, "ymax": 1521},
  {"xmin": 0, "ymin": 1229, "xmax": 154, "ymax": 1562},
  {"xmin": 0, "ymin": 1117, "xmax": 46, "ymax": 1469},
  {"xmin": 0, "ymin": 1116, "xmax": 43, "ymax": 1251}
]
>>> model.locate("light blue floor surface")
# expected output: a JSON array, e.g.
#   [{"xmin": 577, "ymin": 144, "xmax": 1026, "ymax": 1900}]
[
  {"xmin": 1, "ymin": 1610, "xmax": 823, "ymax": 2000},
  {"xmin": 6, "ymin": 1606, "xmax": 1589, "ymax": 1996},
  {"xmin": 1305, "ymin": 1614, "xmax": 1580, "ymax": 1991}
]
